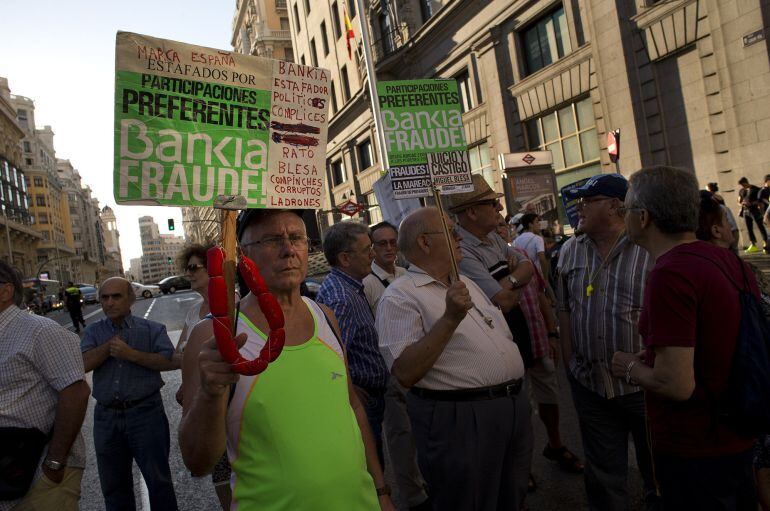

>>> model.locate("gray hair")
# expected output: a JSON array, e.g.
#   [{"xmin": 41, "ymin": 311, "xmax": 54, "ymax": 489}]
[
  {"xmin": 323, "ymin": 221, "xmax": 371, "ymax": 266},
  {"xmin": 627, "ymin": 165, "xmax": 700, "ymax": 234},
  {"xmin": 399, "ymin": 207, "xmax": 438, "ymax": 261},
  {"xmin": 0, "ymin": 260, "xmax": 23, "ymax": 306}
]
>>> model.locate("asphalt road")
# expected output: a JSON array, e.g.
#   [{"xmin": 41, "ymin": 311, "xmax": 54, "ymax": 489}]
[{"xmin": 45, "ymin": 291, "xmax": 646, "ymax": 510}]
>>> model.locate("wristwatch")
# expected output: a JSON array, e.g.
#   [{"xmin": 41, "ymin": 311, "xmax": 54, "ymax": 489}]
[
  {"xmin": 508, "ymin": 275, "xmax": 519, "ymax": 288},
  {"xmin": 43, "ymin": 458, "xmax": 65, "ymax": 471},
  {"xmin": 376, "ymin": 484, "xmax": 391, "ymax": 496}
]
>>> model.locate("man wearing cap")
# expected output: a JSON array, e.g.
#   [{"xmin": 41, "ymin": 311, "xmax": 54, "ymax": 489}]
[
  {"xmin": 449, "ymin": 174, "xmax": 582, "ymax": 482},
  {"xmin": 377, "ymin": 207, "xmax": 531, "ymax": 510},
  {"xmin": 557, "ymin": 174, "xmax": 659, "ymax": 510}
]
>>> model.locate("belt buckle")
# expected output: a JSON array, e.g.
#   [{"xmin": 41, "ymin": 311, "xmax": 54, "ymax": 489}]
[{"xmin": 504, "ymin": 381, "xmax": 518, "ymax": 396}]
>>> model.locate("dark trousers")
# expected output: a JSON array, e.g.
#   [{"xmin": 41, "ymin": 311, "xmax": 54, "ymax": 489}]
[
  {"xmin": 93, "ymin": 393, "xmax": 178, "ymax": 511},
  {"xmin": 69, "ymin": 308, "xmax": 85, "ymax": 331},
  {"xmin": 568, "ymin": 373, "xmax": 660, "ymax": 511},
  {"xmin": 655, "ymin": 449, "xmax": 757, "ymax": 511},
  {"xmin": 361, "ymin": 386, "xmax": 386, "ymax": 466},
  {"xmin": 744, "ymin": 208, "xmax": 768, "ymax": 244},
  {"xmin": 406, "ymin": 387, "xmax": 533, "ymax": 511}
]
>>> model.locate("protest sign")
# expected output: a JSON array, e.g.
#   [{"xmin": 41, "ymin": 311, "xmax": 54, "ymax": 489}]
[
  {"xmin": 377, "ymin": 79, "xmax": 472, "ymax": 199},
  {"xmin": 114, "ymin": 31, "xmax": 330, "ymax": 209}
]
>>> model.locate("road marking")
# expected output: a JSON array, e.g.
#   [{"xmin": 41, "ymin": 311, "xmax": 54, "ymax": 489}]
[
  {"xmin": 174, "ymin": 297, "xmax": 198, "ymax": 303},
  {"xmin": 143, "ymin": 298, "xmax": 156, "ymax": 318},
  {"xmin": 140, "ymin": 297, "xmax": 156, "ymax": 510}
]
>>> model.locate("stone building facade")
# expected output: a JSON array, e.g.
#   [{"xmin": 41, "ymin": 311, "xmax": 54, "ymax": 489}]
[
  {"xmin": 284, "ymin": 0, "xmax": 770, "ymax": 238},
  {"xmin": 138, "ymin": 216, "xmax": 186, "ymax": 283},
  {"xmin": 232, "ymin": 0, "xmax": 294, "ymax": 61}
]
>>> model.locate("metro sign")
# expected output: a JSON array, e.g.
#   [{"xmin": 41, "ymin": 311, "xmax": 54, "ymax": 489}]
[
  {"xmin": 337, "ymin": 199, "xmax": 365, "ymax": 217},
  {"xmin": 522, "ymin": 153, "xmax": 536, "ymax": 165}
]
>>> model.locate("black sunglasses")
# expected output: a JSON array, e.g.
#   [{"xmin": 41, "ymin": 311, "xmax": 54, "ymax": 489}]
[{"xmin": 184, "ymin": 263, "xmax": 206, "ymax": 273}]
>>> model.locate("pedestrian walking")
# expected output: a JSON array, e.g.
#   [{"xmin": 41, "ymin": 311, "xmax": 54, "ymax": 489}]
[
  {"xmin": 363, "ymin": 221, "xmax": 430, "ymax": 511},
  {"xmin": 514, "ymin": 213, "xmax": 550, "ymax": 284},
  {"xmin": 557, "ymin": 173, "xmax": 660, "ymax": 511},
  {"xmin": 172, "ymin": 243, "xmax": 232, "ymax": 511},
  {"xmin": 377, "ymin": 207, "xmax": 532, "ymax": 511},
  {"xmin": 737, "ymin": 176, "xmax": 768, "ymax": 253},
  {"xmin": 81, "ymin": 277, "xmax": 179, "ymax": 511},
  {"xmin": 317, "ymin": 222, "xmax": 390, "ymax": 465},
  {"xmin": 64, "ymin": 281, "xmax": 86, "ymax": 333},
  {"xmin": 613, "ymin": 165, "xmax": 758, "ymax": 510},
  {"xmin": 0, "ymin": 261, "xmax": 90, "ymax": 511},
  {"xmin": 179, "ymin": 209, "xmax": 394, "ymax": 510}
]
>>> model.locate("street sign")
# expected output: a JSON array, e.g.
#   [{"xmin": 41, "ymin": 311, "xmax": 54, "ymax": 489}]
[
  {"xmin": 498, "ymin": 151, "xmax": 553, "ymax": 170},
  {"xmin": 114, "ymin": 31, "xmax": 331, "ymax": 209},
  {"xmin": 337, "ymin": 199, "xmax": 365, "ymax": 217},
  {"xmin": 377, "ymin": 79, "xmax": 472, "ymax": 199}
]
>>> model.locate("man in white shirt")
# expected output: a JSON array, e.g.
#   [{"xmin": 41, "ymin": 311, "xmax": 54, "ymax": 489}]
[
  {"xmin": 365, "ymin": 222, "xmax": 429, "ymax": 510},
  {"xmin": 363, "ymin": 222, "xmax": 407, "ymax": 314},
  {"xmin": 377, "ymin": 207, "xmax": 532, "ymax": 511}
]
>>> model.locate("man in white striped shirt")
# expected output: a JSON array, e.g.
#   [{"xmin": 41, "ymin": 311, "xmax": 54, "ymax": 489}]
[
  {"xmin": 377, "ymin": 207, "xmax": 531, "ymax": 511},
  {"xmin": 557, "ymin": 174, "xmax": 659, "ymax": 511}
]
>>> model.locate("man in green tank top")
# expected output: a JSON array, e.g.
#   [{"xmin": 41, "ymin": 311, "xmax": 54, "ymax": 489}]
[{"xmin": 178, "ymin": 209, "xmax": 395, "ymax": 511}]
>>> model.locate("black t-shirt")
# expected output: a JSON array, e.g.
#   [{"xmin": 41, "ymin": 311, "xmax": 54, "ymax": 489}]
[
  {"xmin": 759, "ymin": 186, "xmax": 770, "ymax": 206},
  {"xmin": 740, "ymin": 185, "xmax": 763, "ymax": 212}
]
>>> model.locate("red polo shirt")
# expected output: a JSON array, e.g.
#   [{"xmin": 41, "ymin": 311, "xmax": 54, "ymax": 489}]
[{"xmin": 639, "ymin": 241, "xmax": 756, "ymax": 458}]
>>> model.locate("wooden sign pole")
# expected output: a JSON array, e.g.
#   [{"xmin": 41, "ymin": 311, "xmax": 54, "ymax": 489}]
[
  {"xmin": 220, "ymin": 209, "xmax": 238, "ymax": 329},
  {"xmin": 431, "ymin": 185, "xmax": 459, "ymax": 283}
]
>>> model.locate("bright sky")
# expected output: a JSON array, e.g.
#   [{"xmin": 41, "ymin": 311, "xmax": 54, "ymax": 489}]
[{"xmin": 0, "ymin": 0, "xmax": 234, "ymax": 270}]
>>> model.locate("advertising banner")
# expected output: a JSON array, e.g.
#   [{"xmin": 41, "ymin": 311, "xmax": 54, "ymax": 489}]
[
  {"xmin": 377, "ymin": 79, "xmax": 472, "ymax": 199},
  {"xmin": 114, "ymin": 31, "xmax": 330, "ymax": 209}
]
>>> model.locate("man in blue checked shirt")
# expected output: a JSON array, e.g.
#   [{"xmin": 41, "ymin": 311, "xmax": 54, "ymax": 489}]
[
  {"xmin": 317, "ymin": 221, "xmax": 390, "ymax": 465},
  {"xmin": 81, "ymin": 277, "xmax": 179, "ymax": 511}
]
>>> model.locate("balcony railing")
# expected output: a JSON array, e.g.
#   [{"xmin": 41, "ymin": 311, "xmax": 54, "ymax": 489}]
[
  {"xmin": 275, "ymin": 0, "xmax": 287, "ymax": 9},
  {"xmin": 372, "ymin": 27, "xmax": 405, "ymax": 63}
]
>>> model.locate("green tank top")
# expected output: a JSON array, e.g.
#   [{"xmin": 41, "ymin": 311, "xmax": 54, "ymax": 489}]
[{"xmin": 226, "ymin": 298, "xmax": 379, "ymax": 510}]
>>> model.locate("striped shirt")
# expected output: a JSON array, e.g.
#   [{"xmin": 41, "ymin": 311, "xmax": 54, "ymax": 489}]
[
  {"xmin": 0, "ymin": 305, "xmax": 86, "ymax": 511},
  {"xmin": 557, "ymin": 233, "xmax": 652, "ymax": 398},
  {"xmin": 376, "ymin": 265, "xmax": 525, "ymax": 390},
  {"xmin": 317, "ymin": 267, "xmax": 389, "ymax": 390}
]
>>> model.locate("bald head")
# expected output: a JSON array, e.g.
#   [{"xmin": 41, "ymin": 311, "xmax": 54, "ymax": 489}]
[
  {"xmin": 102, "ymin": 277, "xmax": 134, "ymax": 298},
  {"xmin": 399, "ymin": 207, "xmax": 441, "ymax": 261},
  {"xmin": 100, "ymin": 277, "xmax": 135, "ymax": 323}
]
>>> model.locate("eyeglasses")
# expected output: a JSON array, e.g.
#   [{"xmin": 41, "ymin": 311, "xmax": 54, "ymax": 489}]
[
  {"xmin": 576, "ymin": 197, "xmax": 613, "ymax": 210},
  {"xmin": 184, "ymin": 263, "xmax": 205, "ymax": 273},
  {"xmin": 374, "ymin": 239, "xmax": 398, "ymax": 248},
  {"xmin": 241, "ymin": 235, "xmax": 310, "ymax": 250},
  {"xmin": 617, "ymin": 206, "xmax": 645, "ymax": 216}
]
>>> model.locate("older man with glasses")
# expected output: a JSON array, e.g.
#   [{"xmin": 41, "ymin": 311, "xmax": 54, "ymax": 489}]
[
  {"xmin": 557, "ymin": 173, "xmax": 660, "ymax": 511},
  {"xmin": 317, "ymin": 221, "xmax": 390, "ymax": 466}
]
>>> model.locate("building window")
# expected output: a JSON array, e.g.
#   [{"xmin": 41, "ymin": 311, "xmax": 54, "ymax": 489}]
[
  {"xmin": 331, "ymin": 159, "xmax": 346, "ymax": 186},
  {"xmin": 456, "ymin": 69, "xmax": 475, "ymax": 113},
  {"xmin": 280, "ymin": 17, "xmax": 290, "ymax": 31},
  {"xmin": 36, "ymin": 195, "xmax": 46, "ymax": 207},
  {"xmin": 33, "ymin": 176, "xmax": 43, "ymax": 187},
  {"xmin": 522, "ymin": 6, "xmax": 572, "ymax": 75},
  {"xmin": 468, "ymin": 142, "xmax": 494, "ymax": 188},
  {"xmin": 340, "ymin": 66, "xmax": 351, "ymax": 101},
  {"xmin": 17, "ymin": 109, "xmax": 28, "ymax": 130},
  {"xmin": 25, "ymin": 158, "xmax": 32, "ymax": 166},
  {"xmin": 526, "ymin": 97, "xmax": 600, "ymax": 173},
  {"xmin": 293, "ymin": 3, "xmax": 301, "ymax": 32},
  {"xmin": 310, "ymin": 38, "xmax": 318, "ymax": 67},
  {"xmin": 321, "ymin": 21, "xmax": 330, "ymax": 56},
  {"xmin": 304, "ymin": 0, "xmax": 310, "ymax": 13},
  {"xmin": 347, "ymin": 0, "xmax": 355, "ymax": 18},
  {"xmin": 420, "ymin": 0, "xmax": 433, "ymax": 23},
  {"xmin": 379, "ymin": 13, "xmax": 395, "ymax": 55},
  {"xmin": 332, "ymin": 1, "xmax": 342, "ymax": 38},
  {"xmin": 42, "ymin": 231, "xmax": 50, "ymax": 241},
  {"xmin": 39, "ymin": 212, "xmax": 49, "ymax": 224},
  {"xmin": 358, "ymin": 139, "xmax": 373, "ymax": 171},
  {"xmin": 366, "ymin": 192, "xmax": 382, "ymax": 224},
  {"xmin": 330, "ymin": 82, "xmax": 339, "ymax": 113},
  {"xmin": 22, "ymin": 141, "xmax": 30, "ymax": 153},
  {"xmin": 284, "ymin": 47, "xmax": 295, "ymax": 62},
  {"xmin": 300, "ymin": 55, "xmax": 306, "ymax": 66}
]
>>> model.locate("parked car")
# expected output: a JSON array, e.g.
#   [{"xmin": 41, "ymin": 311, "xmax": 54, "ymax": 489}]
[
  {"xmin": 158, "ymin": 275, "xmax": 191, "ymax": 294},
  {"xmin": 131, "ymin": 282, "xmax": 162, "ymax": 299},
  {"xmin": 78, "ymin": 286, "xmax": 99, "ymax": 304}
]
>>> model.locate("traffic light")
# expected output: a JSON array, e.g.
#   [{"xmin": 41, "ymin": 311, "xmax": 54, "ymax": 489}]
[
  {"xmin": 167, "ymin": 257, "xmax": 172, "ymax": 264},
  {"xmin": 168, "ymin": 218, "xmax": 175, "ymax": 231}
]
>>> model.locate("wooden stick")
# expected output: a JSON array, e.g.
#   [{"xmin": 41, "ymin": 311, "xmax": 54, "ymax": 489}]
[
  {"xmin": 432, "ymin": 185, "xmax": 459, "ymax": 283},
  {"xmin": 220, "ymin": 209, "xmax": 238, "ymax": 329}
]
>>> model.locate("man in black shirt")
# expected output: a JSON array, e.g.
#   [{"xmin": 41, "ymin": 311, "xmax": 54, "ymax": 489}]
[{"xmin": 738, "ymin": 177, "xmax": 767, "ymax": 253}]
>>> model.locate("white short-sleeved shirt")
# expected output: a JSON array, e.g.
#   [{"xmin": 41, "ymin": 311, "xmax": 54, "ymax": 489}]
[
  {"xmin": 362, "ymin": 261, "xmax": 407, "ymax": 316},
  {"xmin": 513, "ymin": 232, "xmax": 545, "ymax": 269},
  {"xmin": 376, "ymin": 265, "xmax": 525, "ymax": 390}
]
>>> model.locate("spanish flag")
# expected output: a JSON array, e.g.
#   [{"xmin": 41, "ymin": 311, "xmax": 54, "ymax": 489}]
[{"xmin": 344, "ymin": 5, "xmax": 355, "ymax": 60}]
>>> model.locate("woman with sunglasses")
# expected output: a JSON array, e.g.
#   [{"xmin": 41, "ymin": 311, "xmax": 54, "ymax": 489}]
[{"xmin": 173, "ymin": 243, "xmax": 233, "ymax": 510}]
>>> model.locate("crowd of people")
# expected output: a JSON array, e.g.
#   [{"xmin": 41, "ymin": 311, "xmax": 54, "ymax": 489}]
[{"xmin": 1, "ymin": 165, "xmax": 769, "ymax": 511}]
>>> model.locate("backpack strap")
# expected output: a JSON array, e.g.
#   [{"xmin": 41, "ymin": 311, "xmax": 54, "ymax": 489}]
[{"xmin": 371, "ymin": 272, "xmax": 390, "ymax": 289}]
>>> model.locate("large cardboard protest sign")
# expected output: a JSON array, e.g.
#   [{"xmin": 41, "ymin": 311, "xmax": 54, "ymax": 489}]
[
  {"xmin": 114, "ymin": 31, "xmax": 330, "ymax": 209},
  {"xmin": 377, "ymin": 79, "xmax": 472, "ymax": 199}
]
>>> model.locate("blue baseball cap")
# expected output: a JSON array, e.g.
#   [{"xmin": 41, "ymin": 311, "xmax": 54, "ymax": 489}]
[{"xmin": 564, "ymin": 173, "xmax": 628, "ymax": 201}]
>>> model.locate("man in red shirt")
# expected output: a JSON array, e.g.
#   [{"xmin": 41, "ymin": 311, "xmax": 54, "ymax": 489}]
[{"xmin": 612, "ymin": 165, "xmax": 758, "ymax": 510}]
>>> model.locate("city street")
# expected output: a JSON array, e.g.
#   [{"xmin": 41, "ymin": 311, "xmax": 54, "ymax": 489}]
[{"xmin": 44, "ymin": 290, "xmax": 647, "ymax": 511}]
